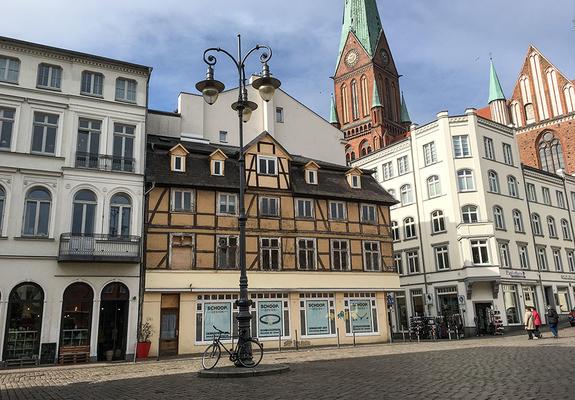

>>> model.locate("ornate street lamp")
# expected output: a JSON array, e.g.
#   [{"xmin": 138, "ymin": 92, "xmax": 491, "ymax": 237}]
[{"xmin": 196, "ymin": 35, "xmax": 281, "ymax": 366}]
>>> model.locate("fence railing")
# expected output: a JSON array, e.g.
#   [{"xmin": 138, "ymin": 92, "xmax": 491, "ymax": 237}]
[
  {"xmin": 58, "ymin": 233, "xmax": 141, "ymax": 263},
  {"xmin": 75, "ymin": 152, "xmax": 135, "ymax": 173}
]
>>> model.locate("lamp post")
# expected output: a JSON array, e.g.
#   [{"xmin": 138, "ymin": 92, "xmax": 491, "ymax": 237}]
[{"xmin": 196, "ymin": 35, "xmax": 281, "ymax": 365}]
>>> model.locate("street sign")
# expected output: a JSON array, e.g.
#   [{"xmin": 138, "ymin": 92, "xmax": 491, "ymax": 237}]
[
  {"xmin": 387, "ymin": 294, "xmax": 395, "ymax": 306},
  {"xmin": 425, "ymin": 293, "xmax": 433, "ymax": 305},
  {"xmin": 458, "ymin": 295, "xmax": 466, "ymax": 305}
]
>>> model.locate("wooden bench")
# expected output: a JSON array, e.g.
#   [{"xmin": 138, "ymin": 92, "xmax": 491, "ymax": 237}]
[{"xmin": 58, "ymin": 346, "xmax": 90, "ymax": 365}]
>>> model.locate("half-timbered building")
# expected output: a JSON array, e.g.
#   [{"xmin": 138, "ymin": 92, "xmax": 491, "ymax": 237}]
[{"xmin": 142, "ymin": 132, "xmax": 399, "ymax": 356}]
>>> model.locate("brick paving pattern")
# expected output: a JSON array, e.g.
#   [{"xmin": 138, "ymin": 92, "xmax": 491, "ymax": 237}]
[{"xmin": 1, "ymin": 328, "xmax": 573, "ymax": 399}]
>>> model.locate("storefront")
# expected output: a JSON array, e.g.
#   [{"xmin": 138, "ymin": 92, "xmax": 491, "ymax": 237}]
[
  {"xmin": 410, "ymin": 289, "xmax": 424, "ymax": 317},
  {"xmin": 556, "ymin": 287, "xmax": 571, "ymax": 313},
  {"xmin": 394, "ymin": 291, "xmax": 409, "ymax": 332},
  {"xmin": 502, "ymin": 284, "xmax": 521, "ymax": 325},
  {"xmin": 436, "ymin": 287, "xmax": 459, "ymax": 318}
]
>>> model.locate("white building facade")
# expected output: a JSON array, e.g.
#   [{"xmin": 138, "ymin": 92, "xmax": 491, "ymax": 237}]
[
  {"xmin": 353, "ymin": 109, "xmax": 575, "ymax": 335},
  {"xmin": 0, "ymin": 37, "xmax": 150, "ymax": 365}
]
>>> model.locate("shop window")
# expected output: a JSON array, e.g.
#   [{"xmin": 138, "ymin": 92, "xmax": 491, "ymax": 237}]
[
  {"xmin": 196, "ymin": 300, "xmax": 237, "ymax": 342},
  {"xmin": 411, "ymin": 289, "xmax": 424, "ymax": 317},
  {"xmin": 436, "ymin": 287, "xmax": 459, "ymax": 318},
  {"xmin": 254, "ymin": 295, "xmax": 290, "ymax": 338},
  {"xmin": 556, "ymin": 288, "xmax": 571, "ymax": 313},
  {"xmin": 522, "ymin": 286, "xmax": 537, "ymax": 309},
  {"xmin": 344, "ymin": 295, "xmax": 378, "ymax": 335},
  {"xmin": 60, "ymin": 283, "xmax": 94, "ymax": 348},
  {"xmin": 394, "ymin": 292, "xmax": 409, "ymax": 331},
  {"xmin": 502, "ymin": 284, "xmax": 521, "ymax": 324},
  {"xmin": 299, "ymin": 293, "xmax": 336, "ymax": 337}
]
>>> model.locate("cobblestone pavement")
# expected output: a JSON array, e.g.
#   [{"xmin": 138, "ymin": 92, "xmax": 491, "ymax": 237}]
[{"xmin": 1, "ymin": 327, "xmax": 574, "ymax": 399}]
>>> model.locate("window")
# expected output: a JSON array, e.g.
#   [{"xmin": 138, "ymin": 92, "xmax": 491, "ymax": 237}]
[
  {"xmin": 561, "ymin": 219, "xmax": 572, "ymax": 240},
  {"xmin": 502, "ymin": 285, "xmax": 521, "ymax": 324},
  {"xmin": 173, "ymin": 156, "xmax": 184, "ymax": 172},
  {"xmin": 400, "ymin": 184, "xmax": 413, "ymax": 205},
  {"xmin": 113, "ymin": 124, "xmax": 135, "ymax": 172},
  {"xmin": 261, "ymin": 238, "xmax": 281, "ymax": 270},
  {"xmin": 22, "ymin": 187, "xmax": 51, "ymax": 237},
  {"xmin": 81, "ymin": 71, "xmax": 103, "ymax": 96},
  {"xmin": 297, "ymin": 238, "xmax": 316, "ymax": 270},
  {"xmin": 296, "ymin": 199, "xmax": 314, "ymax": 218},
  {"xmin": 0, "ymin": 56, "xmax": 20, "ymax": 83},
  {"xmin": 341, "ymin": 84, "xmax": 350, "ymax": 124},
  {"xmin": 76, "ymin": 119, "xmax": 101, "ymax": 168},
  {"xmin": 488, "ymin": 171, "xmax": 499, "ymax": 193},
  {"xmin": 109, "ymin": 193, "xmax": 132, "ymax": 237},
  {"xmin": 519, "ymin": 245, "xmax": 530, "ymax": 269},
  {"xmin": 0, "ymin": 107, "xmax": 15, "ymax": 149},
  {"xmin": 457, "ymin": 169, "xmax": 475, "ymax": 192},
  {"xmin": 351, "ymin": 175, "xmax": 361, "ymax": 188},
  {"xmin": 462, "ymin": 205, "xmax": 479, "ymax": 223},
  {"xmin": 351, "ymin": 80, "xmax": 359, "ymax": 120},
  {"xmin": 423, "ymin": 142, "xmax": 437, "ymax": 166},
  {"xmin": 275, "ymin": 107, "xmax": 284, "ymax": 123},
  {"xmin": 567, "ymin": 251, "xmax": 575, "ymax": 272},
  {"xmin": 538, "ymin": 131, "xmax": 565, "ymax": 173},
  {"xmin": 391, "ymin": 221, "xmax": 400, "ymax": 241},
  {"xmin": 394, "ymin": 253, "xmax": 403, "ymax": 275},
  {"xmin": 484, "ymin": 137, "xmax": 495, "ymax": 160},
  {"xmin": 363, "ymin": 241, "xmax": 381, "ymax": 271},
  {"xmin": 169, "ymin": 234, "xmax": 194, "ymax": 269},
  {"xmin": 526, "ymin": 183, "xmax": 537, "ymax": 202},
  {"xmin": 218, "ymin": 193, "xmax": 237, "ymax": 215},
  {"xmin": 536, "ymin": 247, "xmax": 548, "ymax": 270},
  {"xmin": 260, "ymin": 197, "xmax": 279, "ymax": 217},
  {"xmin": 257, "ymin": 156, "xmax": 277, "ymax": 175},
  {"xmin": 196, "ymin": 298, "xmax": 235, "ymax": 342},
  {"xmin": 542, "ymin": 187, "xmax": 551, "ymax": 205},
  {"xmin": 493, "ymin": 206, "xmax": 505, "ymax": 230},
  {"xmin": 427, "ymin": 175, "xmax": 441, "ymax": 198},
  {"xmin": 300, "ymin": 294, "xmax": 336, "ymax": 336},
  {"xmin": 382, "ymin": 162, "xmax": 394, "ymax": 180},
  {"xmin": 471, "ymin": 239, "xmax": 490, "ymax": 265},
  {"xmin": 434, "ymin": 245, "xmax": 450, "ymax": 270},
  {"xmin": 172, "ymin": 189, "xmax": 194, "ymax": 212},
  {"xmin": 502, "ymin": 143, "xmax": 514, "ymax": 165},
  {"xmin": 212, "ymin": 160, "xmax": 224, "ymax": 176},
  {"xmin": 513, "ymin": 210, "xmax": 524, "ymax": 233},
  {"xmin": 556, "ymin": 191, "xmax": 565, "ymax": 209},
  {"xmin": 306, "ymin": 170, "xmax": 318, "ymax": 185},
  {"xmin": 547, "ymin": 217, "xmax": 557, "ymax": 238},
  {"xmin": 553, "ymin": 249, "xmax": 563, "ymax": 272},
  {"xmin": 344, "ymin": 295, "xmax": 379, "ymax": 334},
  {"xmin": 72, "ymin": 189, "xmax": 98, "ymax": 236},
  {"xmin": 404, "ymin": 217, "xmax": 416, "ymax": 239},
  {"xmin": 406, "ymin": 250, "xmax": 419, "ymax": 274},
  {"xmin": 360, "ymin": 75, "xmax": 369, "ymax": 116},
  {"xmin": 0, "ymin": 185, "xmax": 4, "ymax": 233},
  {"xmin": 31, "ymin": 112, "xmax": 58, "ymax": 155},
  {"xmin": 397, "ymin": 156, "xmax": 409, "ymax": 174},
  {"xmin": 499, "ymin": 242, "xmax": 511, "ymax": 268},
  {"xmin": 431, "ymin": 210, "xmax": 446, "ymax": 233},
  {"xmin": 219, "ymin": 131, "xmax": 228, "ymax": 143},
  {"xmin": 115, "ymin": 78, "xmax": 137, "ymax": 102},
  {"xmin": 329, "ymin": 201, "xmax": 346, "ymax": 221},
  {"xmin": 507, "ymin": 176, "xmax": 519, "ymax": 198},
  {"xmin": 217, "ymin": 236, "xmax": 238, "ymax": 269},
  {"xmin": 36, "ymin": 63, "xmax": 62, "ymax": 89},
  {"xmin": 361, "ymin": 204, "xmax": 377, "ymax": 224},
  {"xmin": 452, "ymin": 135, "xmax": 470, "ymax": 157},
  {"xmin": 331, "ymin": 240, "xmax": 350, "ymax": 271},
  {"xmin": 531, "ymin": 213, "xmax": 542, "ymax": 235}
]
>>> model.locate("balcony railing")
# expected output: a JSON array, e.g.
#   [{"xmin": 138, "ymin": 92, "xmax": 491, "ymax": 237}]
[
  {"xmin": 75, "ymin": 152, "xmax": 135, "ymax": 173},
  {"xmin": 58, "ymin": 233, "xmax": 141, "ymax": 263}
]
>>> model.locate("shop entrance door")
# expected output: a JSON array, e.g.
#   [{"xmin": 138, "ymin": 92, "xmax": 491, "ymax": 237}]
[
  {"xmin": 544, "ymin": 286, "xmax": 556, "ymax": 308},
  {"xmin": 474, "ymin": 302, "xmax": 492, "ymax": 335},
  {"xmin": 159, "ymin": 294, "xmax": 179, "ymax": 356},
  {"xmin": 97, "ymin": 283, "xmax": 129, "ymax": 362}
]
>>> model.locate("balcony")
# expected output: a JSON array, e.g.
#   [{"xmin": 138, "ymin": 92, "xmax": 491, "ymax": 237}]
[
  {"xmin": 75, "ymin": 152, "xmax": 135, "ymax": 173},
  {"xmin": 58, "ymin": 233, "xmax": 141, "ymax": 263}
]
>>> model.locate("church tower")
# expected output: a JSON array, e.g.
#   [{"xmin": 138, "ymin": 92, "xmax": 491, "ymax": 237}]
[
  {"xmin": 333, "ymin": 0, "xmax": 405, "ymax": 162},
  {"xmin": 488, "ymin": 59, "xmax": 511, "ymax": 126}
]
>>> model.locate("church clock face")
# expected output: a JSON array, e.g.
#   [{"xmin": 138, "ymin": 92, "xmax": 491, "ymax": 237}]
[
  {"xmin": 381, "ymin": 50, "xmax": 390, "ymax": 65},
  {"xmin": 345, "ymin": 49, "xmax": 359, "ymax": 67}
]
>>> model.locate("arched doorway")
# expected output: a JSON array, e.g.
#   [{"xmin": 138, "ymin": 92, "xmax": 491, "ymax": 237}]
[
  {"xmin": 3, "ymin": 283, "xmax": 44, "ymax": 362},
  {"xmin": 59, "ymin": 283, "xmax": 94, "ymax": 363},
  {"xmin": 97, "ymin": 282, "xmax": 129, "ymax": 361}
]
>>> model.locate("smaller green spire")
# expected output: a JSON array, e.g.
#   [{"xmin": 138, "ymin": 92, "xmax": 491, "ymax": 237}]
[
  {"xmin": 400, "ymin": 92, "xmax": 411, "ymax": 123},
  {"xmin": 371, "ymin": 80, "xmax": 382, "ymax": 108},
  {"xmin": 329, "ymin": 94, "xmax": 339, "ymax": 124},
  {"xmin": 488, "ymin": 59, "xmax": 506, "ymax": 103}
]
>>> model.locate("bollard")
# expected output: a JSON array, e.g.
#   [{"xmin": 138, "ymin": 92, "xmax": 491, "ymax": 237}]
[
  {"xmin": 279, "ymin": 333, "xmax": 282, "ymax": 353},
  {"xmin": 448, "ymin": 329, "xmax": 452, "ymax": 341},
  {"xmin": 295, "ymin": 330, "xmax": 299, "ymax": 351},
  {"xmin": 353, "ymin": 331, "xmax": 356, "ymax": 347},
  {"xmin": 401, "ymin": 325, "xmax": 406, "ymax": 342},
  {"xmin": 417, "ymin": 333, "xmax": 420, "ymax": 343},
  {"xmin": 337, "ymin": 327, "xmax": 340, "ymax": 349}
]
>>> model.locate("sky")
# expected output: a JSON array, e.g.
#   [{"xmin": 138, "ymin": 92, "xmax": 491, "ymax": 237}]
[{"xmin": 2, "ymin": 0, "xmax": 574, "ymax": 124}]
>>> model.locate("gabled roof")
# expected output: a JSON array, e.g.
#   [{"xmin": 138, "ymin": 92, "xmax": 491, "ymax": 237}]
[
  {"xmin": 243, "ymin": 131, "xmax": 293, "ymax": 161},
  {"xmin": 488, "ymin": 59, "xmax": 506, "ymax": 103},
  {"xmin": 338, "ymin": 0, "xmax": 383, "ymax": 59},
  {"xmin": 304, "ymin": 161, "xmax": 321, "ymax": 169},
  {"xmin": 169, "ymin": 143, "xmax": 189, "ymax": 154},
  {"xmin": 346, "ymin": 167, "xmax": 363, "ymax": 175},
  {"xmin": 209, "ymin": 149, "xmax": 228, "ymax": 159}
]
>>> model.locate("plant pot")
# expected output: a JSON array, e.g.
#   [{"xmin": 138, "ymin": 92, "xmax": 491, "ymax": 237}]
[
  {"xmin": 104, "ymin": 350, "xmax": 114, "ymax": 362},
  {"xmin": 136, "ymin": 342, "xmax": 152, "ymax": 359}
]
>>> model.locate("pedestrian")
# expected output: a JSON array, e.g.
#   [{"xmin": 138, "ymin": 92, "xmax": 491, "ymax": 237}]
[
  {"xmin": 547, "ymin": 305, "xmax": 559, "ymax": 338},
  {"xmin": 524, "ymin": 306, "xmax": 535, "ymax": 340},
  {"xmin": 532, "ymin": 307, "xmax": 542, "ymax": 339}
]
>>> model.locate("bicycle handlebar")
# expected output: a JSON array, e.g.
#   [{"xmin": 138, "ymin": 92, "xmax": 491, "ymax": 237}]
[{"xmin": 213, "ymin": 325, "xmax": 230, "ymax": 335}]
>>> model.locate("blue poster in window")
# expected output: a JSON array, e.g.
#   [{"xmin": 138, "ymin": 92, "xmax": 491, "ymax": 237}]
[
  {"xmin": 258, "ymin": 301, "xmax": 283, "ymax": 338},
  {"xmin": 306, "ymin": 300, "xmax": 330, "ymax": 335},
  {"xmin": 204, "ymin": 302, "xmax": 232, "ymax": 341},
  {"xmin": 350, "ymin": 299, "xmax": 372, "ymax": 333}
]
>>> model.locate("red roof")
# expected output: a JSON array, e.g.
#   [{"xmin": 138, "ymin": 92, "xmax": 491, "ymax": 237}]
[{"xmin": 476, "ymin": 106, "xmax": 492, "ymax": 120}]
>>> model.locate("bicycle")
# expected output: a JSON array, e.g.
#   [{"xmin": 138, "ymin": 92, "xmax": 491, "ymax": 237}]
[{"xmin": 201, "ymin": 326, "xmax": 264, "ymax": 370}]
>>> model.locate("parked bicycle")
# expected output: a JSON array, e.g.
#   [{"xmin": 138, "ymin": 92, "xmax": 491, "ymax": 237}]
[{"xmin": 202, "ymin": 326, "xmax": 264, "ymax": 370}]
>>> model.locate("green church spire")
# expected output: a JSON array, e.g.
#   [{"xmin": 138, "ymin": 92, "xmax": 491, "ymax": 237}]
[
  {"xmin": 371, "ymin": 79, "xmax": 382, "ymax": 108},
  {"xmin": 488, "ymin": 59, "xmax": 506, "ymax": 103},
  {"xmin": 400, "ymin": 92, "xmax": 411, "ymax": 123},
  {"xmin": 329, "ymin": 94, "xmax": 339, "ymax": 124},
  {"xmin": 338, "ymin": 0, "xmax": 383, "ymax": 58}
]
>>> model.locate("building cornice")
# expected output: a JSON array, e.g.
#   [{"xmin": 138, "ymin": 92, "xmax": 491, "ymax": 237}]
[{"xmin": 516, "ymin": 112, "xmax": 575, "ymax": 134}]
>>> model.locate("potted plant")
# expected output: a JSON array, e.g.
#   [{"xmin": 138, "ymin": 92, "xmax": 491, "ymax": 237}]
[{"xmin": 136, "ymin": 319, "xmax": 154, "ymax": 359}]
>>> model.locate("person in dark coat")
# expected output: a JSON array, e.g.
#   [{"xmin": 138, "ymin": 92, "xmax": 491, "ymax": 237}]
[{"xmin": 547, "ymin": 306, "xmax": 559, "ymax": 338}]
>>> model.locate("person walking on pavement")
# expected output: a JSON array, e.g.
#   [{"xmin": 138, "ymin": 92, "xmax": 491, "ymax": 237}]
[
  {"xmin": 532, "ymin": 307, "xmax": 542, "ymax": 339},
  {"xmin": 524, "ymin": 306, "xmax": 535, "ymax": 340},
  {"xmin": 547, "ymin": 305, "xmax": 559, "ymax": 338}
]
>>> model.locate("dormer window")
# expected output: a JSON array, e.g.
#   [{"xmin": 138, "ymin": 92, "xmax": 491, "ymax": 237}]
[
  {"xmin": 306, "ymin": 170, "xmax": 317, "ymax": 184},
  {"xmin": 352, "ymin": 176, "xmax": 361, "ymax": 188},
  {"xmin": 346, "ymin": 167, "xmax": 363, "ymax": 189},
  {"xmin": 258, "ymin": 155, "xmax": 277, "ymax": 176},
  {"xmin": 213, "ymin": 160, "xmax": 223, "ymax": 176},
  {"xmin": 169, "ymin": 143, "xmax": 189, "ymax": 173},
  {"xmin": 173, "ymin": 155, "xmax": 185, "ymax": 172},
  {"xmin": 209, "ymin": 149, "xmax": 228, "ymax": 176}
]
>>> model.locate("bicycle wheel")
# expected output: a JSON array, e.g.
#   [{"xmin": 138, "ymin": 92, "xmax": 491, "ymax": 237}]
[
  {"xmin": 237, "ymin": 339, "xmax": 264, "ymax": 368},
  {"xmin": 202, "ymin": 343, "xmax": 221, "ymax": 370}
]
